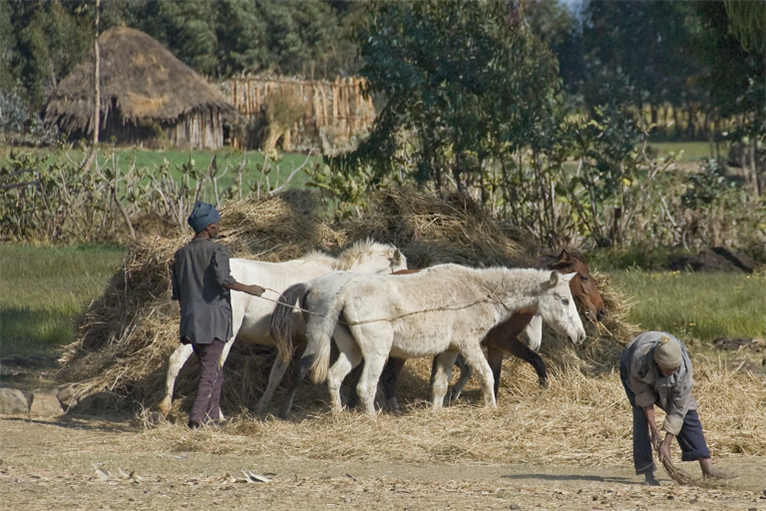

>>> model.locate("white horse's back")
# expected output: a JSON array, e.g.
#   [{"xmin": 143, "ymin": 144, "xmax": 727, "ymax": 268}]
[{"xmin": 302, "ymin": 264, "xmax": 585, "ymax": 414}]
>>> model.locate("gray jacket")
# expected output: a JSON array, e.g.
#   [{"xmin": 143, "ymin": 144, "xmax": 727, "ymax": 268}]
[
  {"xmin": 622, "ymin": 331, "xmax": 696, "ymax": 435},
  {"xmin": 171, "ymin": 238, "xmax": 235, "ymax": 344}
]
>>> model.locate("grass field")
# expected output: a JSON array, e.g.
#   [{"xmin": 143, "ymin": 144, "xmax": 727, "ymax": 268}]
[
  {"xmin": 1, "ymin": 147, "xmax": 321, "ymax": 192},
  {"xmin": 2, "ymin": 244, "xmax": 763, "ymax": 364},
  {"xmin": 645, "ymin": 140, "xmax": 716, "ymax": 162},
  {"xmin": 606, "ymin": 269, "xmax": 765, "ymax": 341},
  {"xmin": 0, "ymin": 244, "xmax": 127, "ymax": 360}
]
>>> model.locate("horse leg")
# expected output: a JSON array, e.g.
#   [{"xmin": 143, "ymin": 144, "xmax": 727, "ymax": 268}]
[
  {"xmin": 459, "ymin": 343, "xmax": 496, "ymax": 407},
  {"xmin": 327, "ymin": 332, "xmax": 363, "ymax": 412},
  {"xmin": 345, "ymin": 359, "xmax": 364, "ymax": 409},
  {"xmin": 158, "ymin": 343, "xmax": 194, "ymax": 417},
  {"xmin": 278, "ymin": 345, "xmax": 315, "ymax": 419},
  {"xmin": 506, "ymin": 337, "xmax": 549, "ymax": 388},
  {"xmin": 486, "ymin": 346, "xmax": 505, "ymax": 399},
  {"xmin": 431, "ymin": 351, "xmax": 459, "ymax": 409},
  {"xmin": 447, "ymin": 353, "xmax": 473, "ymax": 403},
  {"xmin": 354, "ymin": 353, "xmax": 388, "ymax": 416},
  {"xmin": 255, "ymin": 353, "xmax": 290, "ymax": 415},
  {"xmin": 380, "ymin": 357, "xmax": 407, "ymax": 415}
]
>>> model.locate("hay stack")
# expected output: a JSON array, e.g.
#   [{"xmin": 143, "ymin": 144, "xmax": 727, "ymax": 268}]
[
  {"xmin": 58, "ymin": 188, "xmax": 635, "ymax": 418},
  {"xmin": 344, "ymin": 188, "xmax": 535, "ymax": 269}
]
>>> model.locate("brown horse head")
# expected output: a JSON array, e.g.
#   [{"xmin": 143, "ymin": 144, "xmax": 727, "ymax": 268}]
[{"xmin": 538, "ymin": 249, "xmax": 607, "ymax": 321}]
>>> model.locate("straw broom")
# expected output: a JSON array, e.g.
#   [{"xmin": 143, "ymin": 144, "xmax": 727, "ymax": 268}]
[{"xmin": 655, "ymin": 440, "xmax": 696, "ymax": 485}]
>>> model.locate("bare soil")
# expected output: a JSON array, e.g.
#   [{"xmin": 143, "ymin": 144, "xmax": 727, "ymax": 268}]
[{"xmin": 2, "ymin": 415, "xmax": 765, "ymax": 511}]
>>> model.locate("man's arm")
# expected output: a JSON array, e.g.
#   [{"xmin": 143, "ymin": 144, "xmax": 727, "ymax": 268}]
[
  {"xmin": 212, "ymin": 245, "xmax": 264, "ymax": 297},
  {"xmin": 224, "ymin": 281, "xmax": 265, "ymax": 296},
  {"xmin": 643, "ymin": 405, "xmax": 663, "ymax": 449}
]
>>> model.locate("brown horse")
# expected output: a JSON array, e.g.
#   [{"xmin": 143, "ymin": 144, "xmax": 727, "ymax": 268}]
[{"xmin": 367, "ymin": 249, "xmax": 606, "ymax": 414}]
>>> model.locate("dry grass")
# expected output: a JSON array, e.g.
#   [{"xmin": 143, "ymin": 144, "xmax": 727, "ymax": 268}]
[
  {"xmin": 58, "ymin": 187, "xmax": 766, "ymax": 470},
  {"xmin": 121, "ymin": 359, "xmax": 766, "ymax": 468}
]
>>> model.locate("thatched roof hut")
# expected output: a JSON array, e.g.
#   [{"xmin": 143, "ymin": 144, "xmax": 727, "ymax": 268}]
[{"xmin": 46, "ymin": 26, "xmax": 237, "ymax": 150}]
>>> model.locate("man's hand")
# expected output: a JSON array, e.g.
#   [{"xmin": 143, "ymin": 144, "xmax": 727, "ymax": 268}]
[
  {"xmin": 659, "ymin": 433, "xmax": 673, "ymax": 460},
  {"xmin": 649, "ymin": 424, "xmax": 662, "ymax": 450},
  {"xmin": 246, "ymin": 284, "xmax": 265, "ymax": 297}
]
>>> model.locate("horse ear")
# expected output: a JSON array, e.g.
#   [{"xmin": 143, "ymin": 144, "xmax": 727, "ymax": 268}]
[
  {"xmin": 558, "ymin": 249, "xmax": 572, "ymax": 264},
  {"xmin": 549, "ymin": 270, "xmax": 560, "ymax": 286},
  {"xmin": 561, "ymin": 271, "xmax": 577, "ymax": 283},
  {"xmin": 393, "ymin": 249, "xmax": 403, "ymax": 265}
]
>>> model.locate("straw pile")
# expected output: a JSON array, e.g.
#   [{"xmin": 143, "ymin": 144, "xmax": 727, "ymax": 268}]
[
  {"xmin": 117, "ymin": 358, "xmax": 766, "ymax": 469},
  {"xmin": 60, "ymin": 187, "xmax": 631, "ymax": 420}
]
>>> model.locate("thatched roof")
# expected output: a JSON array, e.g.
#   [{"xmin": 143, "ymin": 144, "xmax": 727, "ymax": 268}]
[{"xmin": 46, "ymin": 25, "xmax": 237, "ymax": 134}]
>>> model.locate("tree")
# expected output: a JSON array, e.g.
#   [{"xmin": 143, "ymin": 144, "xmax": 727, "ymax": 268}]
[
  {"xmin": 326, "ymin": 0, "xmax": 562, "ymax": 198},
  {"xmin": 580, "ymin": 1, "xmax": 704, "ymax": 137},
  {"xmin": 724, "ymin": 0, "xmax": 766, "ymax": 52}
]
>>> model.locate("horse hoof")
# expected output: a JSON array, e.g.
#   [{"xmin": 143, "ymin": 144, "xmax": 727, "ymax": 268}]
[
  {"xmin": 157, "ymin": 397, "xmax": 172, "ymax": 417},
  {"xmin": 538, "ymin": 378, "xmax": 549, "ymax": 389}
]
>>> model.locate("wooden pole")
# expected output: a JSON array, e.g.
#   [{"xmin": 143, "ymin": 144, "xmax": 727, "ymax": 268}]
[{"xmin": 92, "ymin": 0, "xmax": 101, "ymax": 145}]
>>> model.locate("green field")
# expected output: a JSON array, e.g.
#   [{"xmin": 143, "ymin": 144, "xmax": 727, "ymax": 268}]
[
  {"xmin": 606, "ymin": 269, "xmax": 766, "ymax": 341},
  {"xmin": 1, "ymin": 244, "xmax": 763, "ymax": 364},
  {"xmin": 1, "ymin": 147, "xmax": 321, "ymax": 191},
  {"xmin": 0, "ymin": 244, "xmax": 127, "ymax": 360},
  {"xmin": 645, "ymin": 141, "xmax": 718, "ymax": 162}
]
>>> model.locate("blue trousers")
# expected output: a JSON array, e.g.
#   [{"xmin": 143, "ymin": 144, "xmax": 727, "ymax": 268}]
[{"xmin": 619, "ymin": 358, "xmax": 710, "ymax": 475}]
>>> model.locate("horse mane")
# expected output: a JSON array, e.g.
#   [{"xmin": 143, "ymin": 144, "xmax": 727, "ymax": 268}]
[
  {"xmin": 302, "ymin": 250, "xmax": 339, "ymax": 266},
  {"xmin": 538, "ymin": 248, "xmax": 587, "ymax": 270},
  {"xmin": 331, "ymin": 239, "xmax": 389, "ymax": 271}
]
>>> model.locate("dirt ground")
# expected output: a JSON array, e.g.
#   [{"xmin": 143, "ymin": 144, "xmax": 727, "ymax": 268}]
[{"xmin": 2, "ymin": 415, "xmax": 765, "ymax": 511}]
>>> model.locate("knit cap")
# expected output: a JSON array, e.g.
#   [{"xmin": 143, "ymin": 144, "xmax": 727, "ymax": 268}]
[
  {"xmin": 187, "ymin": 200, "xmax": 220, "ymax": 233},
  {"xmin": 654, "ymin": 335, "xmax": 683, "ymax": 370}
]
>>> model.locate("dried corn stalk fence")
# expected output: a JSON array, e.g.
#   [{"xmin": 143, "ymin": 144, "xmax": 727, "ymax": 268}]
[{"xmin": 222, "ymin": 76, "xmax": 375, "ymax": 154}]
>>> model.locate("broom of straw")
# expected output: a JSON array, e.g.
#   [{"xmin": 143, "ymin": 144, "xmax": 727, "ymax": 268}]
[{"xmin": 655, "ymin": 440, "xmax": 696, "ymax": 485}]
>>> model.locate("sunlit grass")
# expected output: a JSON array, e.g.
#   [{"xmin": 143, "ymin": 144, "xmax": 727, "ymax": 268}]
[
  {"xmin": 0, "ymin": 244, "xmax": 127, "ymax": 359},
  {"xmin": 606, "ymin": 269, "xmax": 766, "ymax": 342},
  {"xmin": 1, "ymin": 147, "xmax": 321, "ymax": 191}
]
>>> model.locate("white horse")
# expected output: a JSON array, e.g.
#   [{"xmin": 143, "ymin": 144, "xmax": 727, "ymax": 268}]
[
  {"xmin": 269, "ymin": 270, "xmax": 543, "ymax": 417},
  {"xmin": 157, "ymin": 240, "xmax": 407, "ymax": 417},
  {"xmin": 298, "ymin": 264, "xmax": 586, "ymax": 415}
]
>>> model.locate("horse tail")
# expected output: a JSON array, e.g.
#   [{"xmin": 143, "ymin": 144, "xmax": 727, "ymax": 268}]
[
  {"xmin": 269, "ymin": 283, "xmax": 310, "ymax": 364},
  {"xmin": 307, "ymin": 293, "xmax": 346, "ymax": 385}
]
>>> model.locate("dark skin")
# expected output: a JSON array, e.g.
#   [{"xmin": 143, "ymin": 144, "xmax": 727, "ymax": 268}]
[{"xmin": 197, "ymin": 221, "xmax": 265, "ymax": 297}]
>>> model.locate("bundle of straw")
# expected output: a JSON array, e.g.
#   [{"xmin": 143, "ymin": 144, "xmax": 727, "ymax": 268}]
[{"xmin": 656, "ymin": 442, "xmax": 696, "ymax": 485}]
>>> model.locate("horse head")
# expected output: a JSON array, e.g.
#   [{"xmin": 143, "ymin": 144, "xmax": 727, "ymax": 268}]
[
  {"xmin": 540, "ymin": 249, "xmax": 607, "ymax": 321},
  {"xmin": 337, "ymin": 240, "xmax": 408, "ymax": 274},
  {"xmin": 535, "ymin": 271, "xmax": 586, "ymax": 345}
]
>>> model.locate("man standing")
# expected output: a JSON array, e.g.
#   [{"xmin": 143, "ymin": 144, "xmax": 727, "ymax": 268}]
[
  {"xmin": 619, "ymin": 331, "xmax": 735, "ymax": 486},
  {"xmin": 171, "ymin": 200, "xmax": 264, "ymax": 429}
]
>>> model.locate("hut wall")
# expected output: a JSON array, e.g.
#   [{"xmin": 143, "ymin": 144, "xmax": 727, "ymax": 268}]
[
  {"xmin": 222, "ymin": 76, "xmax": 375, "ymax": 152},
  {"xmin": 165, "ymin": 110, "xmax": 224, "ymax": 150},
  {"xmin": 98, "ymin": 108, "xmax": 224, "ymax": 150}
]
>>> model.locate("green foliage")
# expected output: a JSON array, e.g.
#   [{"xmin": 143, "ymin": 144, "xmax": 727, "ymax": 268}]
[
  {"xmin": 325, "ymin": 0, "xmax": 562, "ymax": 200},
  {"xmin": 17, "ymin": 0, "xmax": 92, "ymax": 107},
  {"xmin": 724, "ymin": 0, "xmax": 766, "ymax": 52},
  {"xmin": 581, "ymin": 1, "xmax": 703, "ymax": 121},
  {"xmin": 264, "ymin": 86, "xmax": 307, "ymax": 132},
  {"xmin": 681, "ymin": 159, "xmax": 734, "ymax": 210},
  {"xmin": 0, "ymin": 147, "xmax": 310, "ymax": 243}
]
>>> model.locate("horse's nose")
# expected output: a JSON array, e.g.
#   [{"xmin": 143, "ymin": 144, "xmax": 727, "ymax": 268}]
[{"xmin": 597, "ymin": 307, "xmax": 607, "ymax": 320}]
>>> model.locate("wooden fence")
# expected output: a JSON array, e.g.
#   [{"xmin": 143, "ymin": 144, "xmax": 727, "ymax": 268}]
[{"xmin": 221, "ymin": 76, "xmax": 376, "ymax": 152}]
